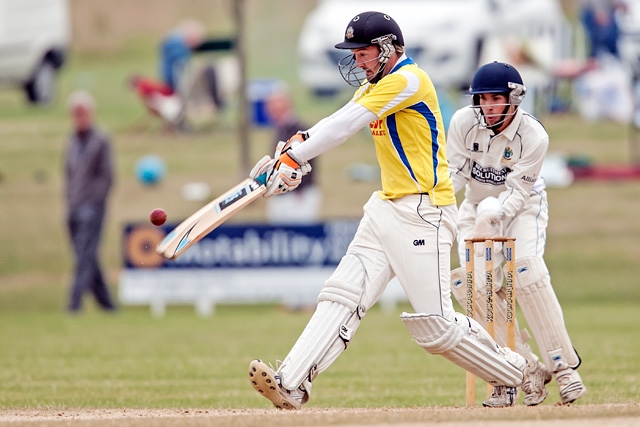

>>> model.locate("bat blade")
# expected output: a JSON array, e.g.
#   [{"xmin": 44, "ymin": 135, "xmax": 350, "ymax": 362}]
[{"xmin": 156, "ymin": 174, "xmax": 267, "ymax": 260}]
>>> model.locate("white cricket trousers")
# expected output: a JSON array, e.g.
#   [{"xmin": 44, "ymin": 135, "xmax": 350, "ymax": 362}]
[{"xmin": 345, "ymin": 191, "xmax": 458, "ymax": 317}]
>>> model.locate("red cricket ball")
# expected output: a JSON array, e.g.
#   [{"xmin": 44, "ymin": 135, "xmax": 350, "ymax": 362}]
[{"xmin": 149, "ymin": 208, "xmax": 167, "ymax": 226}]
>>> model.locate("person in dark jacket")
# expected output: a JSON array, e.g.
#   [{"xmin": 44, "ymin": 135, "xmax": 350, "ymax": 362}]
[
  {"xmin": 64, "ymin": 90, "xmax": 116, "ymax": 313},
  {"xmin": 263, "ymin": 88, "xmax": 322, "ymax": 224}
]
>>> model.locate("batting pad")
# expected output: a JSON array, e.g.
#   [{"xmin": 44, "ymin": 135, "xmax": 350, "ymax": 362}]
[
  {"xmin": 513, "ymin": 256, "xmax": 581, "ymax": 370},
  {"xmin": 450, "ymin": 267, "xmax": 539, "ymax": 364},
  {"xmin": 401, "ymin": 313, "xmax": 525, "ymax": 387},
  {"xmin": 278, "ymin": 300, "xmax": 361, "ymax": 390}
]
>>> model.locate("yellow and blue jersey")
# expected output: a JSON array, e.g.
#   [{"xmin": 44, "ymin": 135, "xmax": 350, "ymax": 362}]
[{"xmin": 352, "ymin": 57, "xmax": 455, "ymax": 206}]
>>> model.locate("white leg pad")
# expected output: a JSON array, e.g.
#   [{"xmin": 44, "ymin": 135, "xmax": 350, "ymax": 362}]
[
  {"xmin": 513, "ymin": 256, "xmax": 581, "ymax": 370},
  {"xmin": 401, "ymin": 313, "xmax": 525, "ymax": 387},
  {"xmin": 279, "ymin": 254, "xmax": 365, "ymax": 390},
  {"xmin": 450, "ymin": 267, "xmax": 539, "ymax": 364}
]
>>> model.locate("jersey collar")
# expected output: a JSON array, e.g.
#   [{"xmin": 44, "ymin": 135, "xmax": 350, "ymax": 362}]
[{"xmin": 390, "ymin": 54, "xmax": 412, "ymax": 74}]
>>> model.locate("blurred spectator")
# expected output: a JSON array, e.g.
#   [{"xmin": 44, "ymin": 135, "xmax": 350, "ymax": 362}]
[
  {"xmin": 479, "ymin": 34, "xmax": 554, "ymax": 115},
  {"xmin": 160, "ymin": 18, "xmax": 225, "ymax": 112},
  {"xmin": 580, "ymin": 0, "xmax": 627, "ymax": 59},
  {"xmin": 129, "ymin": 74, "xmax": 183, "ymax": 128},
  {"xmin": 573, "ymin": 52, "xmax": 634, "ymax": 123},
  {"xmin": 574, "ymin": 1, "xmax": 634, "ymax": 123},
  {"xmin": 264, "ymin": 89, "xmax": 322, "ymax": 224},
  {"xmin": 64, "ymin": 90, "xmax": 117, "ymax": 313},
  {"xmin": 128, "ymin": 19, "xmax": 235, "ymax": 130}
]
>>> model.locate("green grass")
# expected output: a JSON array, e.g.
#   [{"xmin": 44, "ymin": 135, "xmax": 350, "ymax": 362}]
[
  {"xmin": 0, "ymin": 0, "xmax": 639, "ymax": 417},
  {"xmin": 1, "ymin": 302, "xmax": 638, "ymax": 409}
]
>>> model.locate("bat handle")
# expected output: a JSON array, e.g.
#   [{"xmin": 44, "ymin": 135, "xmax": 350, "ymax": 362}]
[{"xmin": 255, "ymin": 172, "xmax": 268, "ymax": 185}]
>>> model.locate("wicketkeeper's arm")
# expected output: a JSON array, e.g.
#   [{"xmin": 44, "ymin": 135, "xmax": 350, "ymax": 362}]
[{"xmin": 499, "ymin": 134, "xmax": 549, "ymax": 219}]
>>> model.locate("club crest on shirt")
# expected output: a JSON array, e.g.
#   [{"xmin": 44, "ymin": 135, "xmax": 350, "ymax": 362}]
[{"xmin": 503, "ymin": 147, "xmax": 514, "ymax": 161}]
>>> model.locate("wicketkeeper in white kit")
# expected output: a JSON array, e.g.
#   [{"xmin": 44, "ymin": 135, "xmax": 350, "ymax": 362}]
[
  {"xmin": 247, "ymin": 12, "xmax": 534, "ymax": 409},
  {"xmin": 447, "ymin": 61, "xmax": 587, "ymax": 406}
]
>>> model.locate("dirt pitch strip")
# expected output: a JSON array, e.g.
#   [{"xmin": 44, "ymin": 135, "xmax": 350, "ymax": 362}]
[{"xmin": 0, "ymin": 404, "xmax": 639, "ymax": 427}]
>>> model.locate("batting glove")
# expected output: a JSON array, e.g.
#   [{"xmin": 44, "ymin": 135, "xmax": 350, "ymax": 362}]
[
  {"xmin": 285, "ymin": 132, "xmax": 312, "ymax": 176},
  {"xmin": 264, "ymin": 150, "xmax": 304, "ymax": 198},
  {"xmin": 249, "ymin": 154, "xmax": 275, "ymax": 182},
  {"xmin": 249, "ymin": 139, "xmax": 296, "ymax": 183}
]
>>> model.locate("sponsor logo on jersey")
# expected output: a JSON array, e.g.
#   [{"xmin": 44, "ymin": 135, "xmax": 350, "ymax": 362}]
[
  {"xmin": 503, "ymin": 147, "xmax": 514, "ymax": 161},
  {"xmin": 472, "ymin": 142, "xmax": 480, "ymax": 152},
  {"xmin": 369, "ymin": 119, "xmax": 387, "ymax": 136},
  {"xmin": 413, "ymin": 239, "xmax": 425, "ymax": 246},
  {"xmin": 471, "ymin": 161, "xmax": 511, "ymax": 185},
  {"xmin": 521, "ymin": 174, "xmax": 536, "ymax": 185}
]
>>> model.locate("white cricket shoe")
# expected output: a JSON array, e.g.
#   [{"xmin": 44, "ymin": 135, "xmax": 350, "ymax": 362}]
[
  {"xmin": 556, "ymin": 363, "xmax": 587, "ymax": 404},
  {"xmin": 248, "ymin": 359, "xmax": 306, "ymax": 410},
  {"xmin": 522, "ymin": 360, "xmax": 552, "ymax": 406},
  {"xmin": 482, "ymin": 386, "xmax": 519, "ymax": 407}
]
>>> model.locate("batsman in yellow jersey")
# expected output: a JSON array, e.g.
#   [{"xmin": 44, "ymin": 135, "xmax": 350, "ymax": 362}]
[{"xmin": 248, "ymin": 11, "xmax": 532, "ymax": 409}]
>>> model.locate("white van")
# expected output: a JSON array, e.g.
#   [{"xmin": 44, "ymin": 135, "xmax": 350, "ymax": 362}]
[{"xmin": 0, "ymin": 0, "xmax": 70, "ymax": 104}]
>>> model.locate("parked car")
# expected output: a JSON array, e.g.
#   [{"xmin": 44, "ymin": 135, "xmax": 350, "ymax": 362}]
[
  {"xmin": 297, "ymin": 0, "xmax": 569, "ymax": 97},
  {"xmin": 0, "ymin": 0, "xmax": 70, "ymax": 104}
]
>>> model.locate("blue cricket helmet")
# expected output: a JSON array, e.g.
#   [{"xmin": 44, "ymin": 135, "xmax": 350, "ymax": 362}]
[
  {"xmin": 469, "ymin": 61, "xmax": 526, "ymax": 106},
  {"xmin": 335, "ymin": 11, "xmax": 404, "ymax": 50}
]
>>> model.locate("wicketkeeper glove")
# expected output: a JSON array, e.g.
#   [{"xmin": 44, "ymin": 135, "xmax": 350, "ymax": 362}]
[{"xmin": 471, "ymin": 197, "xmax": 504, "ymax": 256}]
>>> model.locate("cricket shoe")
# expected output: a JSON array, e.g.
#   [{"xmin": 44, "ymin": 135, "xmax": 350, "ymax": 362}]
[
  {"xmin": 555, "ymin": 363, "xmax": 587, "ymax": 404},
  {"xmin": 522, "ymin": 360, "xmax": 552, "ymax": 406},
  {"xmin": 248, "ymin": 359, "xmax": 306, "ymax": 410},
  {"xmin": 482, "ymin": 386, "xmax": 519, "ymax": 407}
]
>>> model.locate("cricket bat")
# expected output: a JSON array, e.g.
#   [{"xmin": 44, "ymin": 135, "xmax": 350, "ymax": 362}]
[{"xmin": 156, "ymin": 173, "xmax": 267, "ymax": 260}]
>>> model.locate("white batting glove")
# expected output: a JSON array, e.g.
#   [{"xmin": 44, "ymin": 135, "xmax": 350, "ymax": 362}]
[
  {"xmin": 254, "ymin": 134, "xmax": 311, "ymax": 198},
  {"xmin": 250, "ymin": 140, "xmax": 291, "ymax": 184},
  {"xmin": 250, "ymin": 155, "xmax": 275, "ymax": 183},
  {"xmin": 264, "ymin": 151, "xmax": 303, "ymax": 198},
  {"xmin": 299, "ymin": 161, "xmax": 312, "ymax": 176},
  {"xmin": 283, "ymin": 133, "xmax": 312, "ymax": 176}
]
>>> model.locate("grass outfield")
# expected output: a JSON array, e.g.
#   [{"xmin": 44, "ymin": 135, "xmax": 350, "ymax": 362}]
[
  {"xmin": 0, "ymin": 302, "xmax": 638, "ymax": 409},
  {"xmin": 1, "ymin": 1, "xmax": 640, "ymax": 423}
]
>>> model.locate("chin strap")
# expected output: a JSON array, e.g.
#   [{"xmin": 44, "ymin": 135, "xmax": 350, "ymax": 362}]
[{"xmin": 486, "ymin": 104, "xmax": 514, "ymax": 133}]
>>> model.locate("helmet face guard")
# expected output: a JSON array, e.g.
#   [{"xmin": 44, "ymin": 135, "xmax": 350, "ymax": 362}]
[
  {"xmin": 334, "ymin": 11, "xmax": 404, "ymax": 87},
  {"xmin": 337, "ymin": 34, "xmax": 396, "ymax": 87}
]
